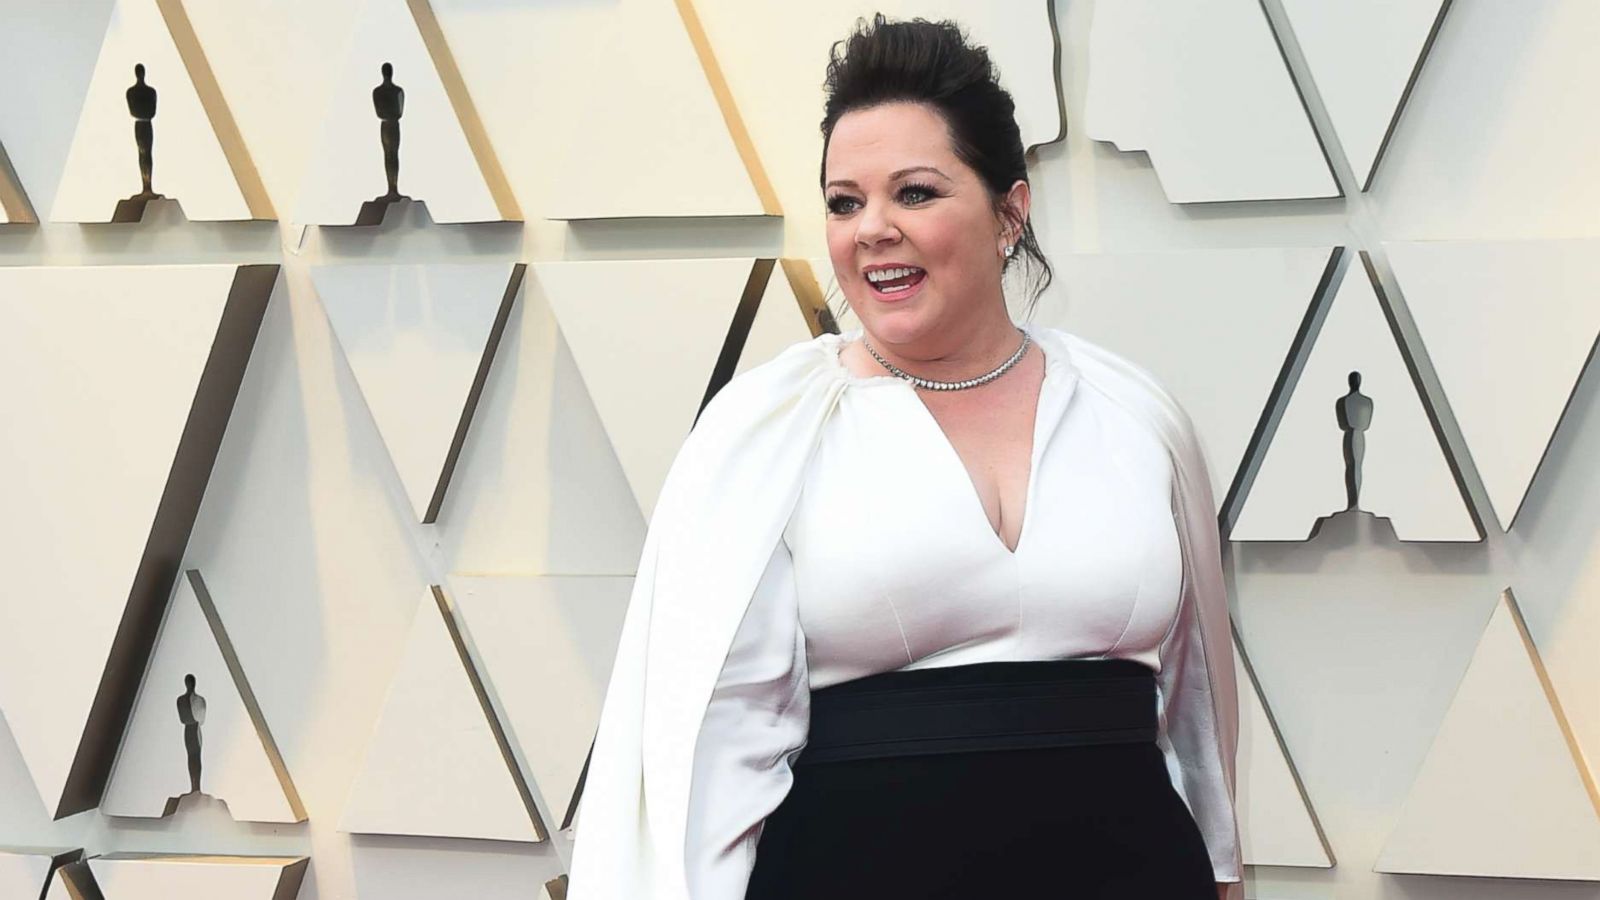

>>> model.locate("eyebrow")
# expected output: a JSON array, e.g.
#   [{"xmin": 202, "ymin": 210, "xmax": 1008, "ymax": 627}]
[{"xmin": 824, "ymin": 166, "xmax": 950, "ymax": 191}]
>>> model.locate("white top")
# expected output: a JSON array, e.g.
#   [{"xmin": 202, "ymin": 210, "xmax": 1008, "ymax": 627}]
[{"xmin": 683, "ymin": 324, "xmax": 1239, "ymax": 898}]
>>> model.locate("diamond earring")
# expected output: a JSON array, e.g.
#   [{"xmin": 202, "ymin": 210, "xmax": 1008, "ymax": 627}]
[{"xmin": 1003, "ymin": 244, "xmax": 1016, "ymax": 258}]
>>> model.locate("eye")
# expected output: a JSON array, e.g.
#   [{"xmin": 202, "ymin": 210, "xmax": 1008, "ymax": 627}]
[
  {"xmin": 826, "ymin": 194, "xmax": 861, "ymax": 216},
  {"xmin": 898, "ymin": 182, "xmax": 940, "ymax": 204}
]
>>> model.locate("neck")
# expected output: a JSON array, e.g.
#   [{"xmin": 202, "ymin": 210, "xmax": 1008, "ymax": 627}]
[{"xmin": 863, "ymin": 313, "xmax": 1026, "ymax": 383}]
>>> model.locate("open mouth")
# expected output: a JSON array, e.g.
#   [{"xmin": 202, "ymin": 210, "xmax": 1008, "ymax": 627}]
[{"xmin": 864, "ymin": 266, "xmax": 927, "ymax": 298}]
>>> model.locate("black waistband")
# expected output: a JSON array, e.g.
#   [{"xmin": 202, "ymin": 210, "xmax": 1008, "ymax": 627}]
[{"xmin": 795, "ymin": 658, "xmax": 1158, "ymax": 766}]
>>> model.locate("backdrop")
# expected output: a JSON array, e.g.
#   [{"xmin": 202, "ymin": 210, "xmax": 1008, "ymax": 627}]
[{"xmin": 1, "ymin": 1, "xmax": 1598, "ymax": 898}]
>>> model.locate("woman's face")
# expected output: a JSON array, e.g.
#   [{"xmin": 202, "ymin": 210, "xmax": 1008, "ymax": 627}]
[{"xmin": 823, "ymin": 101, "xmax": 1016, "ymax": 345}]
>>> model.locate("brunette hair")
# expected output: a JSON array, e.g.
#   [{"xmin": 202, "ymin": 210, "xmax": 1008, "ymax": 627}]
[{"xmin": 820, "ymin": 14, "xmax": 1053, "ymax": 317}]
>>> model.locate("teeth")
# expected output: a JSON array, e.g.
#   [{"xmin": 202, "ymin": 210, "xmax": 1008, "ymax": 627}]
[{"xmin": 866, "ymin": 266, "xmax": 923, "ymax": 284}]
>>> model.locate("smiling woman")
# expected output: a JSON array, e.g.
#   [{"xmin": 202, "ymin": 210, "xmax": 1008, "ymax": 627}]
[
  {"xmin": 818, "ymin": 21, "xmax": 1051, "ymax": 324},
  {"xmin": 565, "ymin": 14, "xmax": 1243, "ymax": 900},
  {"xmin": 754, "ymin": 15, "xmax": 1237, "ymax": 900}
]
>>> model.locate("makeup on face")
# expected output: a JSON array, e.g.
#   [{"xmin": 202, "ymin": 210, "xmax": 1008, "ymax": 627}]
[{"xmin": 823, "ymin": 103, "xmax": 1005, "ymax": 331}]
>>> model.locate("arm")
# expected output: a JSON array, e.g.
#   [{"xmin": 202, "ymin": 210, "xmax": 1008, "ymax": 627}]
[
  {"xmin": 684, "ymin": 535, "xmax": 810, "ymax": 899},
  {"xmin": 1156, "ymin": 425, "xmax": 1245, "ymax": 896}
]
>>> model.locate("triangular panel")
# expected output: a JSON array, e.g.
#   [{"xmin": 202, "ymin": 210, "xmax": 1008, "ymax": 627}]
[
  {"xmin": 0, "ymin": 713, "xmax": 48, "ymax": 824},
  {"xmin": 1084, "ymin": 0, "xmax": 1338, "ymax": 202},
  {"xmin": 313, "ymin": 263, "xmax": 522, "ymax": 523},
  {"xmin": 1236, "ymin": 643, "xmax": 1334, "ymax": 868},
  {"xmin": 1280, "ymin": 0, "xmax": 1449, "ymax": 190},
  {"xmin": 0, "ymin": 139, "xmax": 37, "ymax": 223},
  {"xmin": 340, "ymin": 589, "xmax": 544, "ymax": 842},
  {"xmin": 0, "ymin": 849, "xmax": 79, "ymax": 900},
  {"xmin": 734, "ymin": 259, "xmax": 828, "ymax": 376},
  {"xmin": 103, "ymin": 570, "xmax": 303, "ymax": 823},
  {"xmin": 43, "ymin": 860, "xmax": 99, "ymax": 900},
  {"xmin": 0, "ymin": 264, "xmax": 276, "ymax": 818},
  {"xmin": 1387, "ymin": 239, "xmax": 1600, "ymax": 531},
  {"xmin": 1037, "ymin": 247, "xmax": 1337, "ymax": 517},
  {"xmin": 432, "ymin": 282, "xmax": 647, "ymax": 577},
  {"xmin": 1376, "ymin": 589, "xmax": 1600, "ymax": 880},
  {"xmin": 1231, "ymin": 255, "xmax": 1479, "ymax": 541},
  {"xmin": 435, "ymin": 0, "xmax": 767, "ymax": 219},
  {"xmin": 295, "ymin": 0, "xmax": 510, "ymax": 225},
  {"xmin": 89, "ymin": 854, "xmax": 308, "ymax": 900},
  {"xmin": 536, "ymin": 258, "xmax": 769, "ymax": 517},
  {"xmin": 51, "ymin": 0, "xmax": 267, "ymax": 223},
  {"xmin": 809, "ymin": 254, "xmax": 849, "ymax": 329},
  {"xmin": 450, "ymin": 575, "xmax": 633, "ymax": 831}
]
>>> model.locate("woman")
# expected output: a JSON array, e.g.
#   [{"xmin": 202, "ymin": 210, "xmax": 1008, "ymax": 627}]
[{"xmin": 569, "ymin": 15, "xmax": 1243, "ymax": 900}]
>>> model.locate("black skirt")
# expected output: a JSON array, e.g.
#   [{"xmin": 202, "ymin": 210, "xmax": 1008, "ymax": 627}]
[{"xmin": 744, "ymin": 659, "xmax": 1218, "ymax": 900}]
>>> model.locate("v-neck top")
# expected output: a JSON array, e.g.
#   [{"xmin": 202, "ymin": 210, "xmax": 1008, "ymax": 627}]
[
  {"xmin": 787, "ymin": 323, "xmax": 1182, "ymax": 690},
  {"xmin": 685, "ymin": 323, "xmax": 1239, "ymax": 899}
]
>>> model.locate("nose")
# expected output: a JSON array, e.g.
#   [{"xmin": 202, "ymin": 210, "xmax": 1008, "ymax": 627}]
[{"xmin": 854, "ymin": 198, "xmax": 901, "ymax": 249}]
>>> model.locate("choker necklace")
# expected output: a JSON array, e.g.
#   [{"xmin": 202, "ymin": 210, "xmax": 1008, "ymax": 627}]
[{"xmin": 862, "ymin": 326, "xmax": 1031, "ymax": 391}]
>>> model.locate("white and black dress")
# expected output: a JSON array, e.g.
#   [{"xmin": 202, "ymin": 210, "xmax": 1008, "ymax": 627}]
[{"xmin": 681, "ymin": 325, "xmax": 1244, "ymax": 899}]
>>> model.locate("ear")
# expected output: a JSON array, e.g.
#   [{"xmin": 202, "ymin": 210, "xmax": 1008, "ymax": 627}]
[{"xmin": 997, "ymin": 179, "xmax": 1032, "ymax": 250}]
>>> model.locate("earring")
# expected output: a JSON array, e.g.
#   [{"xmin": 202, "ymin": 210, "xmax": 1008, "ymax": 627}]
[{"xmin": 1003, "ymin": 244, "xmax": 1016, "ymax": 258}]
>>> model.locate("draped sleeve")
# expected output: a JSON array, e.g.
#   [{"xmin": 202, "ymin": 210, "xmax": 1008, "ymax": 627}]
[
  {"xmin": 1153, "ymin": 396, "xmax": 1245, "ymax": 891},
  {"xmin": 1055, "ymin": 327, "xmax": 1243, "ymax": 895},
  {"xmin": 683, "ymin": 534, "xmax": 810, "ymax": 898},
  {"xmin": 566, "ymin": 334, "xmax": 844, "ymax": 900}
]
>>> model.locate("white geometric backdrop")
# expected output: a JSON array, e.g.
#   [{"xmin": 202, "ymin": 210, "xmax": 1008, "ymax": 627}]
[{"xmin": 2, "ymin": 1, "xmax": 1599, "ymax": 899}]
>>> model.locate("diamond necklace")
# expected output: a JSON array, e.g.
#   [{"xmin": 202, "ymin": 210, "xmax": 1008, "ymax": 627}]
[{"xmin": 862, "ymin": 326, "xmax": 1031, "ymax": 391}]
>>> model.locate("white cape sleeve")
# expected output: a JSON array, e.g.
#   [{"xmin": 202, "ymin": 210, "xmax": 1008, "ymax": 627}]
[
  {"xmin": 1057, "ymin": 328, "xmax": 1243, "ymax": 896},
  {"xmin": 1155, "ymin": 473, "xmax": 1244, "ymax": 886},
  {"xmin": 1154, "ymin": 401, "xmax": 1245, "ymax": 891},
  {"xmin": 566, "ymin": 335, "xmax": 844, "ymax": 900},
  {"xmin": 684, "ymin": 535, "xmax": 810, "ymax": 898}
]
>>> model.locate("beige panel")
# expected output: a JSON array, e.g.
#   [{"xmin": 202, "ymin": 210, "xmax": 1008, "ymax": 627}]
[
  {"xmin": 1387, "ymin": 239, "xmax": 1600, "ymax": 531},
  {"xmin": 1236, "ymin": 645, "xmax": 1334, "ymax": 868},
  {"xmin": 90, "ymin": 854, "xmax": 307, "ymax": 900},
  {"xmin": 340, "ymin": 589, "xmax": 544, "ymax": 842},
  {"xmin": 0, "ymin": 139, "xmax": 36, "ymax": 223},
  {"xmin": 450, "ymin": 574, "xmax": 634, "ymax": 830},
  {"xmin": 313, "ymin": 263, "xmax": 522, "ymax": 523},
  {"xmin": 431, "ymin": 0, "xmax": 765, "ymax": 220},
  {"xmin": 1084, "ymin": 0, "xmax": 1338, "ymax": 203},
  {"xmin": 1035, "ymin": 247, "xmax": 1337, "ymax": 517},
  {"xmin": 536, "ymin": 258, "xmax": 767, "ymax": 518},
  {"xmin": 294, "ymin": 0, "xmax": 509, "ymax": 225},
  {"xmin": 44, "ymin": 860, "xmax": 100, "ymax": 900},
  {"xmin": 51, "ymin": 0, "xmax": 263, "ymax": 222},
  {"xmin": 1376, "ymin": 590, "xmax": 1600, "ymax": 880},
  {"xmin": 734, "ymin": 260, "xmax": 828, "ymax": 376},
  {"xmin": 1231, "ymin": 256, "xmax": 1479, "ymax": 542},
  {"xmin": 1280, "ymin": 0, "xmax": 1449, "ymax": 190},
  {"xmin": 434, "ymin": 276, "xmax": 647, "ymax": 576},
  {"xmin": 102, "ymin": 571, "xmax": 303, "ymax": 823},
  {"xmin": 0, "ymin": 849, "xmax": 79, "ymax": 900},
  {"xmin": 0, "ymin": 265, "xmax": 275, "ymax": 818}
]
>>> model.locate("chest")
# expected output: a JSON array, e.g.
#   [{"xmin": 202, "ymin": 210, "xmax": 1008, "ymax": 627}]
[
  {"xmin": 785, "ymin": 385, "xmax": 1183, "ymax": 689},
  {"xmin": 915, "ymin": 372, "xmax": 1043, "ymax": 552}
]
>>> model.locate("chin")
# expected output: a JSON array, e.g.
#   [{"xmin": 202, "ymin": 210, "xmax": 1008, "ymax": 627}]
[{"xmin": 859, "ymin": 306, "xmax": 933, "ymax": 341}]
